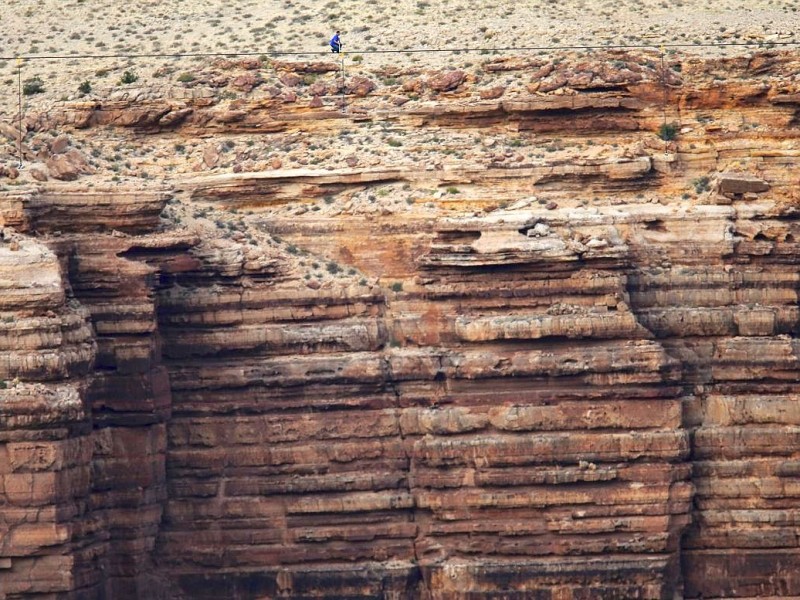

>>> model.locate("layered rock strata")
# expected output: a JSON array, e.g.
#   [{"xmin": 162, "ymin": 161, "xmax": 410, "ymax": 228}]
[{"xmin": 3, "ymin": 51, "xmax": 800, "ymax": 599}]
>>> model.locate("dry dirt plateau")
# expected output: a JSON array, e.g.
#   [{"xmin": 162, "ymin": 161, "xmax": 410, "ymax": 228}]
[{"xmin": 4, "ymin": 3, "xmax": 800, "ymax": 598}]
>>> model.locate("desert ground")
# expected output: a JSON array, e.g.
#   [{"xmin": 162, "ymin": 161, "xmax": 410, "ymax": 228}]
[
  {"xmin": 1, "ymin": 0, "xmax": 799, "ymax": 208},
  {"xmin": 3, "ymin": 0, "xmax": 800, "ymax": 109}
]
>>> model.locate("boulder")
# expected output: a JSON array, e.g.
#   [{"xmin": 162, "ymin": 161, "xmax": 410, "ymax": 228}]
[
  {"xmin": 347, "ymin": 76, "xmax": 376, "ymax": 97},
  {"xmin": 308, "ymin": 81, "xmax": 330, "ymax": 97},
  {"xmin": 237, "ymin": 58, "xmax": 262, "ymax": 71},
  {"xmin": 45, "ymin": 149, "xmax": 91, "ymax": 181},
  {"xmin": 229, "ymin": 73, "xmax": 263, "ymax": 93},
  {"xmin": 45, "ymin": 156, "xmax": 78, "ymax": 181},
  {"xmin": 203, "ymin": 145, "xmax": 220, "ymax": 168},
  {"xmin": 50, "ymin": 134, "xmax": 70, "ymax": 154},
  {"xmin": 717, "ymin": 173, "xmax": 769, "ymax": 195},
  {"xmin": 29, "ymin": 163, "xmax": 48, "ymax": 181},
  {"xmin": 427, "ymin": 70, "xmax": 466, "ymax": 92},
  {"xmin": 279, "ymin": 73, "xmax": 303, "ymax": 87},
  {"xmin": 538, "ymin": 74, "xmax": 568, "ymax": 93},
  {"xmin": 479, "ymin": 85, "xmax": 506, "ymax": 100}
]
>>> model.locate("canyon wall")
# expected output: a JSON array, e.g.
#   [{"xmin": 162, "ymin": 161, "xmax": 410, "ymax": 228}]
[{"xmin": 3, "ymin": 51, "xmax": 800, "ymax": 598}]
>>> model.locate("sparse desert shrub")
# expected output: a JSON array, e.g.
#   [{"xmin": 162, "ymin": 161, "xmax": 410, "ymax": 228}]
[
  {"xmin": 657, "ymin": 122, "xmax": 679, "ymax": 141},
  {"xmin": 120, "ymin": 70, "xmax": 138, "ymax": 84},
  {"xmin": 692, "ymin": 176, "xmax": 711, "ymax": 194},
  {"xmin": 22, "ymin": 76, "xmax": 44, "ymax": 95}
]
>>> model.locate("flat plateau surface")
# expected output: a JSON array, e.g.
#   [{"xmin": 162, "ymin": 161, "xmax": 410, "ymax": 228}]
[{"xmin": 2, "ymin": 0, "xmax": 800, "ymax": 110}]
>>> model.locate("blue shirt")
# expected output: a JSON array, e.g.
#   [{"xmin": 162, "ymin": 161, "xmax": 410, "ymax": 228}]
[{"xmin": 330, "ymin": 34, "xmax": 340, "ymax": 47}]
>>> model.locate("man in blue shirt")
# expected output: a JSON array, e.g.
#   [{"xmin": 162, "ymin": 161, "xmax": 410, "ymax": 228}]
[{"xmin": 330, "ymin": 31, "xmax": 342, "ymax": 53}]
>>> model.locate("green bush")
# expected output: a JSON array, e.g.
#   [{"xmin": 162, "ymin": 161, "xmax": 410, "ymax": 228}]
[
  {"xmin": 657, "ymin": 122, "xmax": 679, "ymax": 141},
  {"xmin": 177, "ymin": 72, "xmax": 195, "ymax": 83},
  {"xmin": 78, "ymin": 80, "xmax": 91, "ymax": 95},
  {"xmin": 692, "ymin": 176, "xmax": 711, "ymax": 194},
  {"xmin": 22, "ymin": 76, "xmax": 44, "ymax": 95},
  {"xmin": 120, "ymin": 70, "xmax": 138, "ymax": 84}
]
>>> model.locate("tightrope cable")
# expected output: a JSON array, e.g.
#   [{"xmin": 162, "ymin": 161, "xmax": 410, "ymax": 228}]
[{"xmin": 3, "ymin": 39, "xmax": 800, "ymax": 62}]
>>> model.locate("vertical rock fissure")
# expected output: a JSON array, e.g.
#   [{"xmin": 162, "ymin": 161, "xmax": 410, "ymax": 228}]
[{"xmin": 379, "ymin": 305, "xmax": 428, "ymax": 597}]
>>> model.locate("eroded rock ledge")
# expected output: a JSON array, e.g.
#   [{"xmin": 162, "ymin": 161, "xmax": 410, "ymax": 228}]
[{"xmin": 3, "ymin": 51, "xmax": 800, "ymax": 599}]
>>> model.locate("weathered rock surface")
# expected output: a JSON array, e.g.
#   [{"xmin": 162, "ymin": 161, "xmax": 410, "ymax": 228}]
[{"xmin": 4, "ymin": 51, "xmax": 800, "ymax": 599}]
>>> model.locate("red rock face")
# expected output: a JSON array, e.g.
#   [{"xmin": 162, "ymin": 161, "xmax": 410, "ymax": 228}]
[{"xmin": 4, "ymin": 51, "xmax": 800, "ymax": 599}]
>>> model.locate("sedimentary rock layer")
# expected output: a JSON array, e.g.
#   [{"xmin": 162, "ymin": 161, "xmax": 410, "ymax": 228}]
[{"xmin": 4, "ymin": 51, "xmax": 800, "ymax": 599}]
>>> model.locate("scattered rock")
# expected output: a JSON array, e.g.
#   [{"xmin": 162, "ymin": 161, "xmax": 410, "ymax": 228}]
[
  {"xmin": 270, "ymin": 157, "xmax": 283, "ymax": 169},
  {"xmin": 507, "ymin": 198, "xmax": 531, "ymax": 210},
  {"xmin": 203, "ymin": 145, "xmax": 221, "ymax": 168},
  {"xmin": 50, "ymin": 134, "xmax": 70, "ymax": 154},
  {"xmin": 539, "ymin": 74, "xmax": 568, "ymax": 93},
  {"xmin": 29, "ymin": 163, "xmax": 49, "ymax": 181},
  {"xmin": 309, "ymin": 96, "xmax": 324, "ymax": 108},
  {"xmin": 546, "ymin": 201, "xmax": 559, "ymax": 210},
  {"xmin": 308, "ymin": 81, "xmax": 329, "ymax": 97},
  {"xmin": 272, "ymin": 60, "xmax": 339, "ymax": 74},
  {"xmin": 345, "ymin": 155, "xmax": 358, "ymax": 167},
  {"xmin": 528, "ymin": 222, "xmax": 551, "ymax": 237},
  {"xmin": 479, "ymin": 85, "xmax": 506, "ymax": 99},
  {"xmin": 347, "ymin": 76, "xmax": 376, "ymax": 97},
  {"xmin": 530, "ymin": 63, "xmax": 555, "ymax": 80},
  {"xmin": 279, "ymin": 73, "xmax": 303, "ymax": 87},
  {"xmin": 46, "ymin": 148, "xmax": 91, "ymax": 181},
  {"xmin": 208, "ymin": 75, "xmax": 229, "ymax": 88},
  {"xmin": 402, "ymin": 77, "xmax": 425, "ymax": 94},
  {"xmin": 0, "ymin": 165, "xmax": 19, "ymax": 179},
  {"xmin": 230, "ymin": 73, "xmax": 263, "ymax": 93},
  {"xmin": 586, "ymin": 237, "xmax": 609, "ymax": 248},
  {"xmin": 427, "ymin": 69, "xmax": 466, "ymax": 92},
  {"xmin": 237, "ymin": 58, "xmax": 262, "ymax": 71},
  {"xmin": 568, "ymin": 71, "xmax": 594, "ymax": 88}
]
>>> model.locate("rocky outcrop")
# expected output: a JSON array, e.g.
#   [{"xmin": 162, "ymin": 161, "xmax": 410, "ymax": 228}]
[
  {"xmin": 4, "ymin": 50, "xmax": 800, "ymax": 599},
  {"xmin": 0, "ymin": 233, "xmax": 97, "ymax": 598}
]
